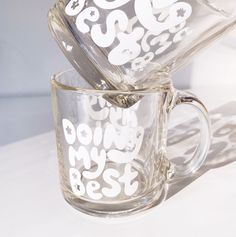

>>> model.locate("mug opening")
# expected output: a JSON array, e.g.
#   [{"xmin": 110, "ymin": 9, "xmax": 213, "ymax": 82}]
[{"xmin": 51, "ymin": 69, "xmax": 172, "ymax": 95}]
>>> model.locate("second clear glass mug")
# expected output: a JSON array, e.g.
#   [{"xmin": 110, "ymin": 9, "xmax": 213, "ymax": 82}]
[
  {"xmin": 48, "ymin": 0, "xmax": 236, "ymax": 92},
  {"xmin": 52, "ymin": 69, "xmax": 211, "ymax": 217}
]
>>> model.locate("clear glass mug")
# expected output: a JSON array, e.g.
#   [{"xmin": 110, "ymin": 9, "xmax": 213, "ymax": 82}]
[
  {"xmin": 48, "ymin": 0, "xmax": 236, "ymax": 92},
  {"xmin": 51, "ymin": 69, "xmax": 211, "ymax": 217}
]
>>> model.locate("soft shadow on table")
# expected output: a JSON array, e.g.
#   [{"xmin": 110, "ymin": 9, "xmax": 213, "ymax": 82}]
[{"xmin": 167, "ymin": 101, "xmax": 236, "ymax": 199}]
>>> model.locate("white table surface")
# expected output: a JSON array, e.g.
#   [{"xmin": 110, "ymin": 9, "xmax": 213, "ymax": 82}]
[{"xmin": 0, "ymin": 87, "xmax": 236, "ymax": 237}]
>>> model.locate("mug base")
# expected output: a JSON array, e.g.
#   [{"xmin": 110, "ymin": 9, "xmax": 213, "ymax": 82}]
[{"xmin": 62, "ymin": 182, "xmax": 167, "ymax": 218}]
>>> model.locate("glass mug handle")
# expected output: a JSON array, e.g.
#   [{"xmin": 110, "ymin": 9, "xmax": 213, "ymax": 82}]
[{"xmin": 168, "ymin": 90, "xmax": 211, "ymax": 179}]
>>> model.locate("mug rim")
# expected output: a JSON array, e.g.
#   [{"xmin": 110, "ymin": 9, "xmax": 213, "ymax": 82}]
[{"xmin": 51, "ymin": 69, "xmax": 172, "ymax": 95}]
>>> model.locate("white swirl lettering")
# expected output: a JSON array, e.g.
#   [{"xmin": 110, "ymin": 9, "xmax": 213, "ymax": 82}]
[
  {"xmin": 108, "ymin": 27, "xmax": 144, "ymax": 65},
  {"xmin": 65, "ymin": 0, "xmax": 85, "ymax": 16},
  {"xmin": 76, "ymin": 7, "xmax": 99, "ymax": 33},
  {"xmin": 91, "ymin": 10, "xmax": 129, "ymax": 48},
  {"xmin": 93, "ymin": 0, "xmax": 131, "ymax": 10}
]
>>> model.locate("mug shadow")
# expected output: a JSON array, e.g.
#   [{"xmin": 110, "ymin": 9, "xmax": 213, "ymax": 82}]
[{"xmin": 167, "ymin": 101, "xmax": 236, "ymax": 199}]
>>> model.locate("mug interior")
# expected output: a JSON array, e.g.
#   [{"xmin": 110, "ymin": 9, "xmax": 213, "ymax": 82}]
[{"xmin": 52, "ymin": 69, "xmax": 172, "ymax": 95}]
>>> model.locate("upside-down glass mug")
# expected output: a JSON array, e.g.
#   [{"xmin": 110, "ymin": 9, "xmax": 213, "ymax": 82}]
[
  {"xmin": 51, "ymin": 69, "xmax": 211, "ymax": 217},
  {"xmin": 48, "ymin": 0, "xmax": 236, "ymax": 94}
]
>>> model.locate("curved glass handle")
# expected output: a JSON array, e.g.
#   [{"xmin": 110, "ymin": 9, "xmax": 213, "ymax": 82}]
[{"xmin": 169, "ymin": 90, "xmax": 211, "ymax": 179}]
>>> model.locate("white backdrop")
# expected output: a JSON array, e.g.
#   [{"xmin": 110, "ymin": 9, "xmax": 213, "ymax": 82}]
[
  {"xmin": 174, "ymin": 29, "xmax": 236, "ymax": 89},
  {"xmin": 189, "ymin": 30, "xmax": 236, "ymax": 88},
  {"xmin": 0, "ymin": 0, "xmax": 70, "ymax": 97}
]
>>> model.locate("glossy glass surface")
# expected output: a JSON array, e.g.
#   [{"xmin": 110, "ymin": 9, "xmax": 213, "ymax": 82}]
[
  {"xmin": 48, "ymin": 0, "xmax": 236, "ymax": 91},
  {"xmin": 51, "ymin": 69, "xmax": 211, "ymax": 217}
]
